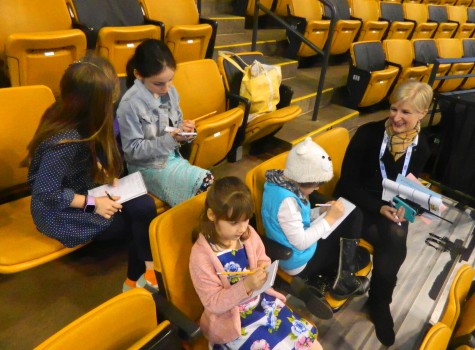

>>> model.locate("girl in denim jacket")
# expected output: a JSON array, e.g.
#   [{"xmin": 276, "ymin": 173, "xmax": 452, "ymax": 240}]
[{"xmin": 117, "ymin": 39, "xmax": 213, "ymax": 207}]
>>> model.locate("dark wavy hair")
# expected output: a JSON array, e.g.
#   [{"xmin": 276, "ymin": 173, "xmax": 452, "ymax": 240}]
[{"xmin": 125, "ymin": 39, "xmax": 176, "ymax": 89}]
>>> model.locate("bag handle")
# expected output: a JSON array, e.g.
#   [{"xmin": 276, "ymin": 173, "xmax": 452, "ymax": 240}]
[{"xmin": 218, "ymin": 51, "xmax": 248, "ymax": 73}]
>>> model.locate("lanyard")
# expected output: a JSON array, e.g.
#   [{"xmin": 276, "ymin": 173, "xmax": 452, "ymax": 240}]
[{"xmin": 379, "ymin": 131, "xmax": 418, "ymax": 179}]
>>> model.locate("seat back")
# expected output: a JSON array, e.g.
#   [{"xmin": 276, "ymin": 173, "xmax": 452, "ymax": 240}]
[
  {"xmin": 35, "ymin": 288, "xmax": 170, "ymax": 350},
  {"xmin": 440, "ymin": 265, "xmax": 475, "ymax": 330},
  {"xmin": 348, "ymin": 40, "xmax": 400, "ymax": 107},
  {"xmin": 138, "ymin": 0, "xmax": 213, "ymax": 63},
  {"xmin": 149, "ymin": 192, "xmax": 207, "ymax": 323},
  {"xmin": 428, "ymin": 5, "xmax": 459, "ymax": 38},
  {"xmin": 383, "ymin": 39, "xmax": 430, "ymax": 84},
  {"xmin": 380, "ymin": 2, "xmax": 415, "ymax": 39},
  {"xmin": 404, "ymin": 3, "xmax": 438, "ymax": 38},
  {"xmin": 0, "ymin": 86, "xmax": 55, "ymax": 191},
  {"xmin": 0, "ymin": 0, "xmax": 86, "ymax": 95},
  {"xmin": 448, "ymin": 5, "xmax": 475, "ymax": 38},
  {"xmin": 435, "ymin": 38, "xmax": 474, "ymax": 91},
  {"xmin": 352, "ymin": 0, "xmax": 390, "ymax": 41},
  {"xmin": 66, "ymin": 0, "xmax": 161, "ymax": 76},
  {"xmin": 0, "ymin": 86, "xmax": 83, "ymax": 274},
  {"xmin": 290, "ymin": 0, "xmax": 326, "ymax": 20},
  {"xmin": 245, "ymin": 127, "xmax": 350, "ymax": 234},
  {"xmin": 419, "ymin": 322, "xmax": 453, "ymax": 350},
  {"xmin": 173, "ymin": 59, "xmax": 243, "ymax": 168}
]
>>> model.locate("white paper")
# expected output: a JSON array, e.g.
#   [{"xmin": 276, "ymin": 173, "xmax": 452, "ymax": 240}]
[
  {"xmin": 312, "ymin": 197, "xmax": 356, "ymax": 239},
  {"xmin": 88, "ymin": 171, "xmax": 147, "ymax": 204},
  {"xmin": 382, "ymin": 178, "xmax": 443, "ymax": 215},
  {"xmin": 242, "ymin": 260, "xmax": 279, "ymax": 302}
]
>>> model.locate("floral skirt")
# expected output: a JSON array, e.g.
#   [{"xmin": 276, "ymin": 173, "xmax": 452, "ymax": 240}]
[{"xmin": 212, "ymin": 293, "xmax": 317, "ymax": 350}]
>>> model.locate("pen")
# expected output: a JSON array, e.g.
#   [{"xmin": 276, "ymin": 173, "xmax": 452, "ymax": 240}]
[
  {"xmin": 217, "ymin": 270, "xmax": 254, "ymax": 276},
  {"xmin": 394, "ymin": 214, "xmax": 402, "ymax": 226},
  {"xmin": 105, "ymin": 191, "xmax": 122, "ymax": 212},
  {"xmin": 315, "ymin": 203, "xmax": 332, "ymax": 207}
]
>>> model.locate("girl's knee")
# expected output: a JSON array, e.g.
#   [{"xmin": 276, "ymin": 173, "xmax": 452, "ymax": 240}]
[{"xmin": 196, "ymin": 172, "xmax": 214, "ymax": 194}]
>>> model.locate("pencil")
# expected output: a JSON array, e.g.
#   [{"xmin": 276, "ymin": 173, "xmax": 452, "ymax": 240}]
[
  {"xmin": 105, "ymin": 191, "xmax": 122, "ymax": 212},
  {"xmin": 315, "ymin": 203, "xmax": 332, "ymax": 207},
  {"xmin": 217, "ymin": 270, "xmax": 254, "ymax": 276}
]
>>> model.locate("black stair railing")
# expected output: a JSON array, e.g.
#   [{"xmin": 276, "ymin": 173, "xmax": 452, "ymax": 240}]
[{"xmin": 251, "ymin": 0, "xmax": 337, "ymax": 121}]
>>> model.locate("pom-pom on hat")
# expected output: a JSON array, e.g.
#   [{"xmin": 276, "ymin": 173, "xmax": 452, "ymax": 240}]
[{"xmin": 284, "ymin": 137, "xmax": 333, "ymax": 184}]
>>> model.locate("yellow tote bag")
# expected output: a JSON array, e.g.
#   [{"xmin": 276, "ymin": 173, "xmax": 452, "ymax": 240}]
[{"xmin": 219, "ymin": 52, "xmax": 282, "ymax": 119}]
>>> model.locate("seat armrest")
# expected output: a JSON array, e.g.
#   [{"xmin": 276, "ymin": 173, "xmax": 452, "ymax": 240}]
[
  {"xmin": 261, "ymin": 235, "xmax": 293, "ymax": 261},
  {"xmin": 150, "ymin": 289, "xmax": 202, "ymax": 342},
  {"xmin": 71, "ymin": 19, "xmax": 97, "ymax": 49},
  {"xmin": 277, "ymin": 84, "xmax": 294, "ymax": 109},
  {"xmin": 199, "ymin": 17, "xmax": 218, "ymax": 58},
  {"xmin": 226, "ymin": 91, "xmax": 251, "ymax": 123},
  {"xmin": 144, "ymin": 19, "xmax": 165, "ymax": 41}
]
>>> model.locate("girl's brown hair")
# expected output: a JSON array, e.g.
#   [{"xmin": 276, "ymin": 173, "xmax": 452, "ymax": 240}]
[
  {"xmin": 196, "ymin": 176, "xmax": 254, "ymax": 249},
  {"xmin": 24, "ymin": 55, "xmax": 123, "ymax": 184}
]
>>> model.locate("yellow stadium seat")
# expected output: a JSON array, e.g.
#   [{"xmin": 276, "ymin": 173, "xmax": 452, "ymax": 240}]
[
  {"xmin": 0, "ymin": 0, "xmax": 87, "ymax": 96},
  {"xmin": 350, "ymin": 0, "xmax": 389, "ymax": 41},
  {"xmin": 428, "ymin": 5, "xmax": 459, "ymax": 38},
  {"xmin": 138, "ymin": 0, "xmax": 217, "ymax": 63},
  {"xmin": 173, "ymin": 59, "xmax": 244, "ymax": 169},
  {"xmin": 217, "ymin": 51, "xmax": 301, "ymax": 159},
  {"xmin": 383, "ymin": 39, "xmax": 430, "ymax": 86},
  {"xmin": 0, "ymin": 86, "xmax": 83, "ymax": 274},
  {"xmin": 379, "ymin": 2, "xmax": 416, "ymax": 39},
  {"xmin": 65, "ymin": 0, "xmax": 162, "ymax": 77},
  {"xmin": 448, "ymin": 5, "xmax": 475, "ymax": 38},
  {"xmin": 347, "ymin": 41, "xmax": 400, "ymax": 108},
  {"xmin": 403, "ymin": 3, "xmax": 438, "ymax": 39},
  {"xmin": 35, "ymin": 288, "xmax": 180, "ymax": 350}
]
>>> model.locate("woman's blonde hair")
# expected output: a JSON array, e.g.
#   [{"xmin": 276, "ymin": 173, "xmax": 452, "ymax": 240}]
[
  {"xmin": 196, "ymin": 176, "xmax": 254, "ymax": 249},
  {"xmin": 389, "ymin": 80, "xmax": 434, "ymax": 113},
  {"xmin": 25, "ymin": 55, "xmax": 123, "ymax": 183}
]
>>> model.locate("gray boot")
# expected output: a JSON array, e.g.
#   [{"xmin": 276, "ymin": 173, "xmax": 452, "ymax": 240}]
[{"xmin": 330, "ymin": 238, "xmax": 370, "ymax": 300}]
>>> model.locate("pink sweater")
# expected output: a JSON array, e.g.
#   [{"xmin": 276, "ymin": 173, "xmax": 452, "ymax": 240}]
[{"xmin": 189, "ymin": 227, "xmax": 286, "ymax": 344}]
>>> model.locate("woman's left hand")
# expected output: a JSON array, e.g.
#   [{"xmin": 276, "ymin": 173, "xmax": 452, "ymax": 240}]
[
  {"xmin": 380, "ymin": 204, "xmax": 405, "ymax": 224},
  {"xmin": 173, "ymin": 120, "xmax": 196, "ymax": 142}
]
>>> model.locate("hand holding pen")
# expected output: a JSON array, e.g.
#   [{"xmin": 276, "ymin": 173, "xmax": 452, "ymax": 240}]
[{"xmin": 105, "ymin": 191, "xmax": 122, "ymax": 213}]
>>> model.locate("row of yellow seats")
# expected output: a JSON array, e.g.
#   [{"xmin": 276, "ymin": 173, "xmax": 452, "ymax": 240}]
[
  {"xmin": 0, "ymin": 0, "xmax": 215, "ymax": 96},
  {"xmin": 419, "ymin": 264, "xmax": 475, "ymax": 350}
]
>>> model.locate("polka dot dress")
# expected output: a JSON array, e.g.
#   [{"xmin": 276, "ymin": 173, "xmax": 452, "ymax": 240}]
[{"xmin": 28, "ymin": 129, "xmax": 112, "ymax": 248}]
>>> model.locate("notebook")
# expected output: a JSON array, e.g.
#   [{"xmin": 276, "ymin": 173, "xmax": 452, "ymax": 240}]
[
  {"xmin": 88, "ymin": 171, "xmax": 147, "ymax": 204},
  {"xmin": 242, "ymin": 260, "xmax": 279, "ymax": 302},
  {"xmin": 313, "ymin": 197, "xmax": 356, "ymax": 239}
]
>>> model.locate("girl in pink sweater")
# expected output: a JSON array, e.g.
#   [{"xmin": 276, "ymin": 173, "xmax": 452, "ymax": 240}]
[{"xmin": 189, "ymin": 176, "xmax": 323, "ymax": 350}]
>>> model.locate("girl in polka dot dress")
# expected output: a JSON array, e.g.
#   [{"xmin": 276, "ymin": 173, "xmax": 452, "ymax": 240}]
[
  {"xmin": 25, "ymin": 55, "xmax": 158, "ymax": 292},
  {"xmin": 189, "ymin": 176, "xmax": 323, "ymax": 350}
]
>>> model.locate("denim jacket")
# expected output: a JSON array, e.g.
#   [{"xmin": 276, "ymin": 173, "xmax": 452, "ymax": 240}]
[{"xmin": 117, "ymin": 79, "xmax": 182, "ymax": 169}]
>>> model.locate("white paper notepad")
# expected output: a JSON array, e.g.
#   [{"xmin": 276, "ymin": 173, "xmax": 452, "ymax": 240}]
[{"xmin": 88, "ymin": 171, "xmax": 147, "ymax": 204}]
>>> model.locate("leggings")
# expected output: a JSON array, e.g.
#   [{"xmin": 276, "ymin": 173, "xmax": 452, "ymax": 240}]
[
  {"xmin": 363, "ymin": 212, "xmax": 409, "ymax": 288},
  {"xmin": 298, "ymin": 207, "xmax": 363, "ymax": 280},
  {"xmin": 95, "ymin": 194, "xmax": 157, "ymax": 280}
]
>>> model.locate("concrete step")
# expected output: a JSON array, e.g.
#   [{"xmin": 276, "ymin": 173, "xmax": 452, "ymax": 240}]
[
  {"xmin": 211, "ymin": 15, "xmax": 246, "ymax": 35},
  {"xmin": 274, "ymin": 103, "xmax": 359, "ymax": 145},
  {"xmin": 201, "ymin": 0, "xmax": 234, "ymax": 17}
]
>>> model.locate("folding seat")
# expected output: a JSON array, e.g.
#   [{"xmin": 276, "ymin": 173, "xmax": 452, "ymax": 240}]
[
  {"xmin": 321, "ymin": 0, "xmax": 362, "ymax": 54},
  {"xmin": 460, "ymin": 38, "xmax": 475, "ymax": 89},
  {"xmin": 455, "ymin": 0, "xmax": 473, "ymax": 6},
  {"xmin": 172, "ymin": 59, "xmax": 244, "ymax": 169},
  {"xmin": 403, "ymin": 3, "xmax": 438, "ymax": 38},
  {"xmin": 0, "ymin": 86, "xmax": 84, "ymax": 274},
  {"xmin": 447, "ymin": 5, "xmax": 475, "ymax": 38},
  {"xmin": 382, "ymin": 39, "xmax": 430, "ymax": 86},
  {"xmin": 35, "ymin": 288, "xmax": 181, "ymax": 350},
  {"xmin": 281, "ymin": 0, "xmax": 331, "ymax": 58},
  {"xmin": 379, "ymin": 1, "xmax": 416, "ymax": 39},
  {"xmin": 428, "ymin": 5, "xmax": 459, "ymax": 38},
  {"xmin": 216, "ymin": 52, "xmax": 301, "ymax": 159},
  {"xmin": 412, "ymin": 38, "xmax": 452, "ymax": 89},
  {"xmin": 419, "ymin": 265, "xmax": 475, "ymax": 350},
  {"xmin": 65, "ymin": 0, "xmax": 162, "ymax": 77},
  {"xmin": 435, "ymin": 38, "xmax": 474, "ymax": 91},
  {"xmin": 0, "ymin": 0, "xmax": 87, "ymax": 96},
  {"xmin": 349, "ymin": 0, "xmax": 390, "ymax": 41},
  {"xmin": 138, "ymin": 0, "xmax": 217, "ymax": 63},
  {"xmin": 347, "ymin": 41, "xmax": 400, "ymax": 108},
  {"xmin": 245, "ymin": 127, "xmax": 373, "ymax": 311}
]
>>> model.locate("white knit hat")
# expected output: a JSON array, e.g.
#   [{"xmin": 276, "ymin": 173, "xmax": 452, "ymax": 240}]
[{"xmin": 284, "ymin": 137, "xmax": 333, "ymax": 183}]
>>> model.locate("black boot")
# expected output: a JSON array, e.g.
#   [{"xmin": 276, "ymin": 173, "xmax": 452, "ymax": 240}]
[
  {"xmin": 330, "ymin": 238, "xmax": 370, "ymax": 300},
  {"xmin": 367, "ymin": 275, "xmax": 396, "ymax": 346},
  {"xmin": 291, "ymin": 277, "xmax": 334, "ymax": 320}
]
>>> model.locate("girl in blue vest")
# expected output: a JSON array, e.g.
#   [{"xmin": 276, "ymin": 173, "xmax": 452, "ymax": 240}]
[{"xmin": 261, "ymin": 137, "xmax": 369, "ymax": 318}]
